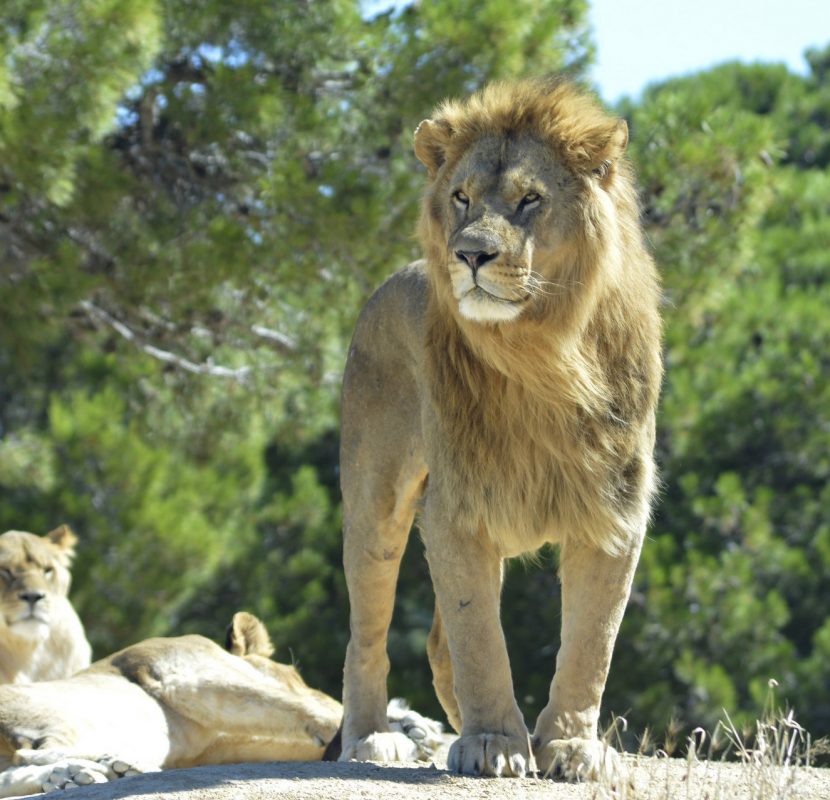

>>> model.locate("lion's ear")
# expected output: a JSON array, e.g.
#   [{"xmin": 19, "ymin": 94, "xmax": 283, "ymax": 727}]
[
  {"xmin": 606, "ymin": 119, "xmax": 629, "ymax": 159},
  {"xmin": 46, "ymin": 524, "xmax": 78, "ymax": 554},
  {"xmin": 414, "ymin": 118, "xmax": 452, "ymax": 178},
  {"xmin": 226, "ymin": 611, "xmax": 275, "ymax": 658},
  {"xmin": 590, "ymin": 119, "xmax": 628, "ymax": 177}
]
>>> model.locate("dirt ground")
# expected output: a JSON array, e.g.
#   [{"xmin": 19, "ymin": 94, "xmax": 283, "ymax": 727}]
[{"xmin": 13, "ymin": 739, "xmax": 830, "ymax": 800}]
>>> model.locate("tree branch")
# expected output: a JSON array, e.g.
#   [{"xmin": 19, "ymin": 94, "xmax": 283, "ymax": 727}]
[
  {"xmin": 80, "ymin": 300, "xmax": 252, "ymax": 381},
  {"xmin": 251, "ymin": 324, "xmax": 297, "ymax": 353}
]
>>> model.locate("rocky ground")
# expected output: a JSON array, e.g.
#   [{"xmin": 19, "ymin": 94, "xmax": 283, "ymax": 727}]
[{"xmin": 11, "ymin": 737, "xmax": 830, "ymax": 800}]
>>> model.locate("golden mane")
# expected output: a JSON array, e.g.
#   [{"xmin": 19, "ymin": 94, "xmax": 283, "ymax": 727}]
[
  {"xmin": 415, "ymin": 78, "xmax": 662, "ymax": 554},
  {"xmin": 417, "ymin": 78, "xmax": 628, "ymax": 175}
]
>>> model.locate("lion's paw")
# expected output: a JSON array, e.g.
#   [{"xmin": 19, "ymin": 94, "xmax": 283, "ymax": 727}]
[
  {"xmin": 95, "ymin": 754, "xmax": 147, "ymax": 779},
  {"xmin": 533, "ymin": 736, "xmax": 623, "ymax": 783},
  {"xmin": 386, "ymin": 698, "xmax": 444, "ymax": 760},
  {"xmin": 448, "ymin": 733, "xmax": 532, "ymax": 777},
  {"xmin": 340, "ymin": 731, "xmax": 421, "ymax": 763},
  {"xmin": 41, "ymin": 759, "xmax": 110, "ymax": 792}
]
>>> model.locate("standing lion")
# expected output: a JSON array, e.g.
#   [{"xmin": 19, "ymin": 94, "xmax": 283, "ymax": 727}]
[{"xmin": 338, "ymin": 78, "xmax": 662, "ymax": 781}]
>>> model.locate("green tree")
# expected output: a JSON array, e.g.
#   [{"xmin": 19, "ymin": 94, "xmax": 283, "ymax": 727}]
[
  {"xmin": 605, "ymin": 55, "xmax": 830, "ymax": 738},
  {"xmin": 2, "ymin": 0, "xmax": 828, "ymax": 748},
  {"xmin": 0, "ymin": 0, "xmax": 592, "ymax": 700}
]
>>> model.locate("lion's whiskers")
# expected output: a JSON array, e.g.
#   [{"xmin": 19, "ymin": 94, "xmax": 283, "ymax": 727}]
[{"xmin": 526, "ymin": 272, "xmax": 581, "ymax": 297}]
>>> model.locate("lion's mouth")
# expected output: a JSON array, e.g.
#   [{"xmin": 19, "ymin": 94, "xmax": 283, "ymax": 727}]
[
  {"xmin": 468, "ymin": 284, "xmax": 530, "ymax": 306},
  {"xmin": 8, "ymin": 613, "xmax": 50, "ymax": 643},
  {"xmin": 10, "ymin": 609, "xmax": 49, "ymax": 626},
  {"xmin": 457, "ymin": 285, "xmax": 529, "ymax": 323},
  {"xmin": 470, "ymin": 285, "xmax": 509, "ymax": 301}
]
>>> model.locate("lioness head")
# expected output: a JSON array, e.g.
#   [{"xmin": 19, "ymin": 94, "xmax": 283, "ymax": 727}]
[
  {"xmin": 415, "ymin": 78, "xmax": 632, "ymax": 331},
  {"xmin": 0, "ymin": 526, "xmax": 77, "ymax": 643}
]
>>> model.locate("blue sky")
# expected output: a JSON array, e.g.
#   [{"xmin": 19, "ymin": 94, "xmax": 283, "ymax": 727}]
[{"xmin": 590, "ymin": 0, "xmax": 828, "ymax": 102}]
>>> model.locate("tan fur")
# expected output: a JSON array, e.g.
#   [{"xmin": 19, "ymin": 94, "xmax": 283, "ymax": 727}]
[
  {"xmin": 340, "ymin": 78, "xmax": 662, "ymax": 780},
  {"xmin": 0, "ymin": 527, "xmax": 92, "ymax": 684},
  {"xmin": 0, "ymin": 613, "xmax": 441, "ymax": 796},
  {"xmin": 0, "ymin": 612, "xmax": 343, "ymax": 797}
]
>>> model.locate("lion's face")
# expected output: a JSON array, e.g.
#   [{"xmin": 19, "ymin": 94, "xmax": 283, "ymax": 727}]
[
  {"xmin": 0, "ymin": 527, "xmax": 75, "ymax": 643},
  {"xmin": 414, "ymin": 81, "xmax": 630, "ymax": 330},
  {"xmin": 436, "ymin": 134, "xmax": 581, "ymax": 324}
]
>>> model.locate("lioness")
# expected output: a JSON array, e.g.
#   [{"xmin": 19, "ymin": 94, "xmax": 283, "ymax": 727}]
[
  {"xmin": 339, "ymin": 78, "xmax": 662, "ymax": 781},
  {"xmin": 0, "ymin": 611, "xmax": 441, "ymax": 797},
  {"xmin": 0, "ymin": 526, "xmax": 91, "ymax": 684}
]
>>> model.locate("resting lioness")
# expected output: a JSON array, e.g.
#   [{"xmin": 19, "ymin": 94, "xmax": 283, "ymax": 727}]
[
  {"xmin": 0, "ymin": 611, "xmax": 441, "ymax": 797},
  {"xmin": 339, "ymin": 78, "xmax": 662, "ymax": 781},
  {"xmin": 0, "ymin": 526, "xmax": 91, "ymax": 684}
]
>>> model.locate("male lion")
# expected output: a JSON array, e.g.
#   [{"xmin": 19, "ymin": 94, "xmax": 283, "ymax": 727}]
[
  {"xmin": 0, "ymin": 611, "xmax": 440, "ymax": 797},
  {"xmin": 339, "ymin": 78, "xmax": 662, "ymax": 781},
  {"xmin": 0, "ymin": 526, "xmax": 91, "ymax": 684}
]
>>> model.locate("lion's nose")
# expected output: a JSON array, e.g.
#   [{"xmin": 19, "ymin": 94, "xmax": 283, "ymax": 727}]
[
  {"xmin": 455, "ymin": 250, "xmax": 498, "ymax": 274},
  {"xmin": 19, "ymin": 590, "xmax": 45, "ymax": 607}
]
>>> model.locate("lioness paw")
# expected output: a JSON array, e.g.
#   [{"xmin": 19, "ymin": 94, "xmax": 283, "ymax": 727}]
[
  {"xmin": 533, "ymin": 736, "xmax": 622, "ymax": 783},
  {"xmin": 386, "ymin": 698, "xmax": 444, "ymax": 760},
  {"xmin": 96, "ymin": 754, "xmax": 148, "ymax": 779},
  {"xmin": 41, "ymin": 759, "xmax": 109, "ymax": 792},
  {"xmin": 340, "ymin": 731, "xmax": 420, "ymax": 763},
  {"xmin": 448, "ymin": 733, "xmax": 532, "ymax": 778}
]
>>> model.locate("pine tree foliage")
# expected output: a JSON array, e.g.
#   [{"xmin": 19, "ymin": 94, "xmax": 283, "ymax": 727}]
[{"xmin": 1, "ymin": 1, "xmax": 828, "ymax": 742}]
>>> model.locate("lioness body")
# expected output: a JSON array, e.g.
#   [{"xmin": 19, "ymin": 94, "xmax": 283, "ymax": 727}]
[
  {"xmin": 340, "ymin": 79, "xmax": 661, "ymax": 780},
  {"xmin": 0, "ymin": 527, "xmax": 91, "ymax": 684},
  {"xmin": 0, "ymin": 612, "xmax": 439, "ymax": 797}
]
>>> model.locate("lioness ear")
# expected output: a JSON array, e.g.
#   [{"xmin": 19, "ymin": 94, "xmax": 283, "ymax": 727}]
[
  {"xmin": 414, "ymin": 118, "xmax": 452, "ymax": 178},
  {"xmin": 46, "ymin": 524, "xmax": 78, "ymax": 553},
  {"xmin": 226, "ymin": 611, "xmax": 275, "ymax": 658}
]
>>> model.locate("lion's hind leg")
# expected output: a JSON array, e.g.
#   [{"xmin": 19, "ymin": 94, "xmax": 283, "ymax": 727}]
[{"xmin": 426, "ymin": 606, "xmax": 461, "ymax": 733}]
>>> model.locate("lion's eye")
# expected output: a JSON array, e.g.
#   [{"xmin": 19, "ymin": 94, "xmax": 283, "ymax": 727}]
[
  {"xmin": 518, "ymin": 192, "xmax": 541, "ymax": 212},
  {"xmin": 0, "ymin": 568, "xmax": 12, "ymax": 582},
  {"xmin": 43, "ymin": 566, "xmax": 54, "ymax": 578},
  {"xmin": 452, "ymin": 190, "xmax": 469, "ymax": 208}
]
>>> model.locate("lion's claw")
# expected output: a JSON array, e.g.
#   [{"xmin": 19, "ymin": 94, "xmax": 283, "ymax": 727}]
[
  {"xmin": 534, "ymin": 736, "xmax": 623, "ymax": 783},
  {"xmin": 448, "ymin": 733, "xmax": 532, "ymax": 777},
  {"xmin": 41, "ymin": 759, "xmax": 109, "ymax": 792}
]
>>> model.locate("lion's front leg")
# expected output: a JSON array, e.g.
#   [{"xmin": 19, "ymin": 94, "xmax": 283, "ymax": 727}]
[
  {"xmin": 423, "ymin": 505, "xmax": 532, "ymax": 778},
  {"xmin": 339, "ymin": 469, "xmax": 426, "ymax": 764},
  {"xmin": 532, "ymin": 538, "xmax": 643, "ymax": 782}
]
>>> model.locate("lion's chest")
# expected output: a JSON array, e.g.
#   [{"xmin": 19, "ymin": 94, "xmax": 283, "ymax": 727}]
[{"xmin": 430, "ymin": 392, "xmax": 605, "ymax": 557}]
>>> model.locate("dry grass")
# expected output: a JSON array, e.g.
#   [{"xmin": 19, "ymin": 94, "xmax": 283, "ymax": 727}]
[{"xmin": 590, "ymin": 681, "xmax": 826, "ymax": 800}]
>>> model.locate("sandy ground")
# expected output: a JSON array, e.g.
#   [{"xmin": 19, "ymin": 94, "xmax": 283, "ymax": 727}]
[{"xmin": 13, "ymin": 738, "xmax": 830, "ymax": 800}]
